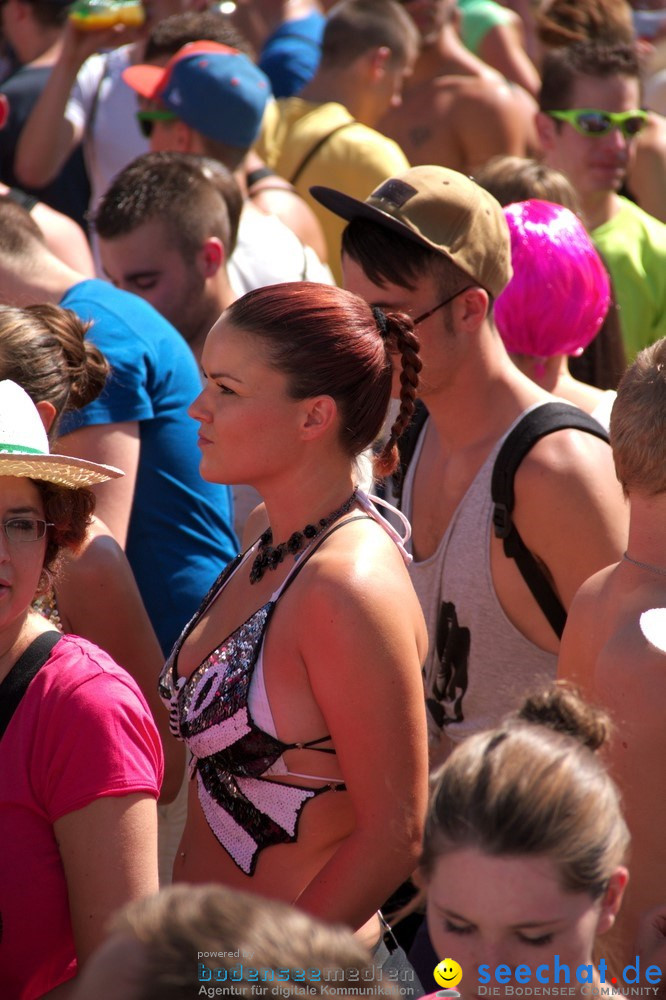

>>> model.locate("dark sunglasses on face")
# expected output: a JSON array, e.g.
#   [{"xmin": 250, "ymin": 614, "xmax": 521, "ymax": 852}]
[
  {"xmin": 136, "ymin": 109, "xmax": 179, "ymax": 139},
  {"xmin": 546, "ymin": 108, "xmax": 649, "ymax": 139}
]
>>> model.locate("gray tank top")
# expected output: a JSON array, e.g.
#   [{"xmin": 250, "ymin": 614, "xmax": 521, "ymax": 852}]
[{"xmin": 401, "ymin": 405, "xmax": 557, "ymax": 752}]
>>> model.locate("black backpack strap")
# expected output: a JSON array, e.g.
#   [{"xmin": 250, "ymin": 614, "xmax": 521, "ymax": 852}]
[
  {"xmin": 246, "ymin": 165, "xmax": 277, "ymax": 188},
  {"xmin": 491, "ymin": 402, "xmax": 610, "ymax": 639},
  {"xmin": 289, "ymin": 120, "xmax": 357, "ymax": 185},
  {"xmin": 384, "ymin": 400, "xmax": 429, "ymax": 508},
  {"xmin": 0, "ymin": 631, "xmax": 62, "ymax": 739}
]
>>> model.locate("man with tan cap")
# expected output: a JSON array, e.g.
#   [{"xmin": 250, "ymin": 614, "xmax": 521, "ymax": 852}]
[{"xmin": 312, "ymin": 165, "xmax": 628, "ymax": 764}]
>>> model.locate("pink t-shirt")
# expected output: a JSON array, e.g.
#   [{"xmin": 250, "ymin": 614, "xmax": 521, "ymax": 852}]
[{"xmin": 0, "ymin": 634, "xmax": 163, "ymax": 1000}]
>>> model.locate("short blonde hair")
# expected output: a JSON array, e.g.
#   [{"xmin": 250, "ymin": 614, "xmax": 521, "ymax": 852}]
[
  {"xmin": 111, "ymin": 885, "xmax": 374, "ymax": 1000},
  {"xmin": 610, "ymin": 337, "xmax": 666, "ymax": 496}
]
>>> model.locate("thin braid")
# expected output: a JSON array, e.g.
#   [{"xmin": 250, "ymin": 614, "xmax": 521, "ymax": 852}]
[{"xmin": 374, "ymin": 315, "xmax": 422, "ymax": 478}]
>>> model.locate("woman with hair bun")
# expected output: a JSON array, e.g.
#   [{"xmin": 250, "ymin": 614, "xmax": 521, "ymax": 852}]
[
  {"xmin": 495, "ymin": 199, "xmax": 618, "ymax": 429},
  {"xmin": 0, "ymin": 303, "xmax": 183, "ymax": 810},
  {"xmin": 161, "ymin": 282, "xmax": 429, "ymax": 978},
  {"xmin": 0, "ymin": 380, "xmax": 162, "ymax": 998},
  {"xmin": 419, "ymin": 684, "xmax": 629, "ymax": 996}
]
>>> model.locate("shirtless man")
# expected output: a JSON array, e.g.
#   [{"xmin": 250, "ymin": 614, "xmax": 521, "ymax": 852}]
[
  {"xmin": 558, "ymin": 338, "xmax": 666, "ymax": 967},
  {"xmin": 312, "ymin": 165, "xmax": 628, "ymax": 765},
  {"xmin": 379, "ymin": 0, "xmax": 538, "ymax": 175}
]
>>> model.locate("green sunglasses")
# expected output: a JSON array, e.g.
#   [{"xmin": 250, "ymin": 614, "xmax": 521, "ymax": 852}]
[
  {"xmin": 136, "ymin": 108, "xmax": 179, "ymax": 139},
  {"xmin": 547, "ymin": 108, "xmax": 648, "ymax": 139}
]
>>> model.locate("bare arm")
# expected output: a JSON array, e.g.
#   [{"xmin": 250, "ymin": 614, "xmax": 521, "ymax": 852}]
[
  {"xmin": 456, "ymin": 84, "xmax": 530, "ymax": 172},
  {"xmin": 516, "ymin": 430, "xmax": 628, "ymax": 612},
  {"xmin": 48, "ymin": 794, "xmax": 158, "ymax": 989},
  {"xmin": 56, "ymin": 522, "xmax": 185, "ymax": 803},
  {"xmin": 557, "ymin": 566, "xmax": 614, "ymax": 697},
  {"xmin": 58, "ymin": 421, "xmax": 140, "ymax": 548},
  {"xmin": 30, "ymin": 202, "xmax": 95, "ymax": 275},
  {"xmin": 477, "ymin": 17, "xmax": 541, "ymax": 97},
  {"xmin": 14, "ymin": 22, "xmax": 136, "ymax": 188},
  {"xmin": 293, "ymin": 547, "xmax": 429, "ymax": 929}
]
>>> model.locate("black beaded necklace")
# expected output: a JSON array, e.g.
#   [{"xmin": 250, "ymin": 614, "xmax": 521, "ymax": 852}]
[{"xmin": 249, "ymin": 487, "xmax": 359, "ymax": 585}]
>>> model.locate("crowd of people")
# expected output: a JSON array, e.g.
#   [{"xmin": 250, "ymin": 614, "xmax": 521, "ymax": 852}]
[{"xmin": 0, "ymin": 0, "xmax": 664, "ymax": 998}]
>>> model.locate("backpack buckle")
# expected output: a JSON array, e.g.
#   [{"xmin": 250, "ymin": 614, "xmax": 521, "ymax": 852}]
[{"xmin": 492, "ymin": 502, "xmax": 512, "ymax": 539}]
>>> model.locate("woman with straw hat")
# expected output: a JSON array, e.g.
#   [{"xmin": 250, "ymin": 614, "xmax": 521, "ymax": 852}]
[
  {"xmin": 0, "ymin": 380, "xmax": 163, "ymax": 999},
  {"xmin": 0, "ymin": 302, "xmax": 183, "ymax": 813}
]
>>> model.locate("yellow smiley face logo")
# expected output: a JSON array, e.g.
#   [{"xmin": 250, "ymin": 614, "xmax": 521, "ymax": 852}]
[{"xmin": 434, "ymin": 958, "xmax": 463, "ymax": 989}]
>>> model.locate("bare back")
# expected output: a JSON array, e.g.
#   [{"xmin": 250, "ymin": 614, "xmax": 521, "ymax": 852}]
[
  {"xmin": 379, "ymin": 75, "xmax": 536, "ymax": 174},
  {"xmin": 558, "ymin": 565, "xmax": 666, "ymax": 963}
]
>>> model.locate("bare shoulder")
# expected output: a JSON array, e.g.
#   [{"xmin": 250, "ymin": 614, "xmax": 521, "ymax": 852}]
[
  {"xmin": 514, "ymin": 427, "xmax": 627, "ymax": 607},
  {"xmin": 517, "ymin": 426, "xmax": 623, "ymax": 517},
  {"xmin": 431, "ymin": 74, "xmax": 503, "ymax": 111},
  {"xmin": 61, "ymin": 516, "xmax": 128, "ymax": 585},
  {"xmin": 302, "ymin": 517, "xmax": 416, "ymax": 605},
  {"xmin": 294, "ymin": 518, "xmax": 426, "ymax": 656},
  {"xmin": 517, "ymin": 426, "xmax": 621, "ymax": 508},
  {"xmin": 561, "ymin": 562, "xmax": 618, "ymax": 640},
  {"xmin": 571, "ymin": 561, "xmax": 618, "ymax": 607},
  {"xmin": 557, "ymin": 563, "xmax": 618, "ymax": 693}
]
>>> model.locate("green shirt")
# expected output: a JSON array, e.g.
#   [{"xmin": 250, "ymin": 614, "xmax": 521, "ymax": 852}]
[
  {"xmin": 592, "ymin": 196, "xmax": 666, "ymax": 360},
  {"xmin": 457, "ymin": 0, "xmax": 514, "ymax": 54}
]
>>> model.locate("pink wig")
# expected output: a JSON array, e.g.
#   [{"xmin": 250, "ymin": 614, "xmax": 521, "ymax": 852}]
[{"xmin": 494, "ymin": 200, "xmax": 611, "ymax": 358}]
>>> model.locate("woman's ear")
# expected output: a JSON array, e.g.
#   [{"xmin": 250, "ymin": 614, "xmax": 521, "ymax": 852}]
[
  {"xmin": 299, "ymin": 395, "xmax": 337, "ymax": 442},
  {"xmin": 35, "ymin": 400, "xmax": 57, "ymax": 434},
  {"xmin": 597, "ymin": 867, "xmax": 630, "ymax": 935}
]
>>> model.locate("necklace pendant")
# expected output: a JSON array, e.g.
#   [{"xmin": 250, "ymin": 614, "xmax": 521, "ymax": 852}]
[{"xmin": 248, "ymin": 486, "xmax": 358, "ymax": 585}]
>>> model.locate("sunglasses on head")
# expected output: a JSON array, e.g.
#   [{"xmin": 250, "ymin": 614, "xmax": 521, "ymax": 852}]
[
  {"xmin": 136, "ymin": 108, "xmax": 179, "ymax": 139},
  {"xmin": 546, "ymin": 108, "xmax": 648, "ymax": 139}
]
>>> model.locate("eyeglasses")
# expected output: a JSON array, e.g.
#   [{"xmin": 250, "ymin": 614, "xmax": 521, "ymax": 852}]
[
  {"xmin": 413, "ymin": 286, "xmax": 475, "ymax": 326},
  {"xmin": 1, "ymin": 518, "xmax": 54, "ymax": 543},
  {"xmin": 546, "ymin": 108, "xmax": 648, "ymax": 139},
  {"xmin": 136, "ymin": 109, "xmax": 179, "ymax": 139}
]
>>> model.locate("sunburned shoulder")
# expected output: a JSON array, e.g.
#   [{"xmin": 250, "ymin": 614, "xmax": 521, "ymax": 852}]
[{"xmin": 296, "ymin": 518, "xmax": 414, "ymax": 609}]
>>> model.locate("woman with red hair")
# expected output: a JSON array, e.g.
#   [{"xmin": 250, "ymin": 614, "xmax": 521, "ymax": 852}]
[{"xmin": 160, "ymin": 282, "xmax": 429, "ymax": 981}]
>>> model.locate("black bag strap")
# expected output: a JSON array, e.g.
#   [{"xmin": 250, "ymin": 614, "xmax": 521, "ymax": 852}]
[
  {"xmin": 388, "ymin": 399, "xmax": 429, "ymax": 507},
  {"xmin": 289, "ymin": 120, "xmax": 357, "ymax": 185},
  {"xmin": 491, "ymin": 402, "xmax": 610, "ymax": 639},
  {"xmin": 0, "ymin": 631, "xmax": 61, "ymax": 739}
]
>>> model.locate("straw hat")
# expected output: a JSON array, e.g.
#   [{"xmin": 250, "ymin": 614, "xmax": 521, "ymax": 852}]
[{"xmin": 0, "ymin": 380, "xmax": 123, "ymax": 488}]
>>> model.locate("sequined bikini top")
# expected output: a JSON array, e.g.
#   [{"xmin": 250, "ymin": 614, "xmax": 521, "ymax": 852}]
[
  {"xmin": 159, "ymin": 518, "xmax": 358, "ymax": 875},
  {"xmin": 159, "ymin": 492, "xmax": 411, "ymax": 876}
]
